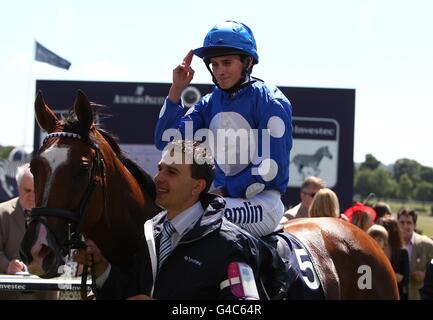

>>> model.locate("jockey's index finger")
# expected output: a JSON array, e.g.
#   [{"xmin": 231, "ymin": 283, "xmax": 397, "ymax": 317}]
[{"xmin": 183, "ymin": 50, "xmax": 194, "ymax": 67}]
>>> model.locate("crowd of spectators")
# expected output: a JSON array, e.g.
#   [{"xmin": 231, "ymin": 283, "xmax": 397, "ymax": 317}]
[{"xmin": 284, "ymin": 175, "xmax": 433, "ymax": 300}]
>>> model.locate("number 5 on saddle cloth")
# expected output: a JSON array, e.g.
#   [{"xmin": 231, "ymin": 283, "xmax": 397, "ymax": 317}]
[{"xmin": 264, "ymin": 232, "xmax": 325, "ymax": 300}]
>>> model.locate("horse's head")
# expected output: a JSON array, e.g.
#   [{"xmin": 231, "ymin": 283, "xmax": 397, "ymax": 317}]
[
  {"xmin": 319, "ymin": 146, "xmax": 333, "ymax": 160},
  {"xmin": 21, "ymin": 90, "xmax": 160, "ymax": 278},
  {"xmin": 20, "ymin": 91, "xmax": 123, "ymax": 277},
  {"xmin": 20, "ymin": 91, "xmax": 112, "ymax": 277}
]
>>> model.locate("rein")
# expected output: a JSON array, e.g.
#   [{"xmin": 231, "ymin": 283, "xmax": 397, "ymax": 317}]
[{"xmin": 30, "ymin": 131, "xmax": 105, "ymax": 299}]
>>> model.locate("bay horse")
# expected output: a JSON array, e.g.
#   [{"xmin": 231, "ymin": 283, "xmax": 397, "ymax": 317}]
[
  {"xmin": 19, "ymin": 91, "xmax": 397, "ymax": 299},
  {"xmin": 280, "ymin": 217, "xmax": 399, "ymax": 299},
  {"xmin": 20, "ymin": 90, "xmax": 161, "ymax": 284}
]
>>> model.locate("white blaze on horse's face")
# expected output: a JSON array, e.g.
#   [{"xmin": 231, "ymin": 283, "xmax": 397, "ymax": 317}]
[
  {"xmin": 28, "ymin": 223, "xmax": 50, "ymax": 276},
  {"xmin": 40, "ymin": 145, "xmax": 70, "ymax": 206}
]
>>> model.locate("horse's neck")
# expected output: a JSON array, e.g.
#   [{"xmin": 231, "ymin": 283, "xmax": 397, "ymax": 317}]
[
  {"xmin": 96, "ymin": 163, "xmax": 146, "ymax": 264},
  {"xmin": 109, "ymin": 163, "xmax": 146, "ymax": 215},
  {"xmin": 107, "ymin": 158, "xmax": 160, "ymax": 223}
]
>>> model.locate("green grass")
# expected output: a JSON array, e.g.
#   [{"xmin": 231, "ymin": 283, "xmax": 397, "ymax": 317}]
[
  {"xmin": 387, "ymin": 199, "xmax": 433, "ymax": 216},
  {"xmin": 416, "ymin": 215, "xmax": 433, "ymax": 238}
]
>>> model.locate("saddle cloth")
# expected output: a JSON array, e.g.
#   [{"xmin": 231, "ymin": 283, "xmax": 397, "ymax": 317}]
[{"xmin": 264, "ymin": 231, "xmax": 325, "ymax": 300}]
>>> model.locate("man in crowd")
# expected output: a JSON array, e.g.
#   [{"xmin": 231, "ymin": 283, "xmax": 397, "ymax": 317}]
[
  {"xmin": 0, "ymin": 163, "xmax": 58, "ymax": 299},
  {"xmin": 284, "ymin": 176, "xmax": 325, "ymax": 220},
  {"xmin": 75, "ymin": 140, "xmax": 289, "ymax": 299},
  {"xmin": 398, "ymin": 208, "xmax": 433, "ymax": 300}
]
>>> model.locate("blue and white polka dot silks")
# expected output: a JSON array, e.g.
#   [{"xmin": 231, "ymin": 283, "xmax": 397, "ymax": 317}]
[{"xmin": 155, "ymin": 80, "xmax": 293, "ymax": 199}]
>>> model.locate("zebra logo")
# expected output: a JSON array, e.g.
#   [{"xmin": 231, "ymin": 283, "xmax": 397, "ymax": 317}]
[{"xmin": 291, "ymin": 146, "xmax": 333, "ymax": 179}]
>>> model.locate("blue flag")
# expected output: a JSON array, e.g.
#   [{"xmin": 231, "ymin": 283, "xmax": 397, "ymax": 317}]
[{"xmin": 35, "ymin": 41, "xmax": 71, "ymax": 70}]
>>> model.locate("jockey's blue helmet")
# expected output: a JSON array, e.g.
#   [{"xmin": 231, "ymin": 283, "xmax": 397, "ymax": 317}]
[{"xmin": 193, "ymin": 20, "xmax": 259, "ymax": 65}]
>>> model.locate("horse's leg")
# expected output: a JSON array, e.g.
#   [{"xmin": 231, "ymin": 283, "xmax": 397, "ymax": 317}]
[
  {"xmin": 297, "ymin": 164, "xmax": 303, "ymax": 174},
  {"xmin": 301, "ymin": 170, "xmax": 307, "ymax": 180}
]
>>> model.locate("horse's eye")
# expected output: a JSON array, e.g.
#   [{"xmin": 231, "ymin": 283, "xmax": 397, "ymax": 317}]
[{"xmin": 79, "ymin": 162, "xmax": 90, "ymax": 175}]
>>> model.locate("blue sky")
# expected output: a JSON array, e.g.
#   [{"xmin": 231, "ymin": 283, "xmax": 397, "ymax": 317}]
[{"xmin": 1, "ymin": 0, "xmax": 432, "ymax": 167}]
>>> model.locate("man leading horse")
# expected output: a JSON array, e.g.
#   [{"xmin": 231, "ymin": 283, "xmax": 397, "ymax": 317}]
[
  {"xmin": 75, "ymin": 140, "xmax": 290, "ymax": 299},
  {"xmin": 75, "ymin": 138, "xmax": 399, "ymax": 300},
  {"xmin": 21, "ymin": 90, "xmax": 398, "ymax": 299}
]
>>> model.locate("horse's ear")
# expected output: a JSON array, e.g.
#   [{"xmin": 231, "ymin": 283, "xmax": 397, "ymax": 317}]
[
  {"xmin": 35, "ymin": 90, "xmax": 59, "ymax": 133},
  {"xmin": 74, "ymin": 90, "xmax": 93, "ymax": 132}
]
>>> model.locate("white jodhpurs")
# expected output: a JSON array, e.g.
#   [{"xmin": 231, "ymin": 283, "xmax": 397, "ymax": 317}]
[{"xmin": 223, "ymin": 190, "xmax": 284, "ymax": 237}]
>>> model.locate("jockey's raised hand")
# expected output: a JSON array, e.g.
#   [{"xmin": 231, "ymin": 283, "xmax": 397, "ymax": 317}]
[{"xmin": 168, "ymin": 50, "xmax": 195, "ymax": 103}]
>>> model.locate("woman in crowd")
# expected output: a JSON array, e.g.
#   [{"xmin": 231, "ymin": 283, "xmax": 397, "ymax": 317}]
[
  {"xmin": 367, "ymin": 224, "xmax": 389, "ymax": 252},
  {"xmin": 343, "ymin": 202, "xmax": 376, "ymax": 231},
  {"xmin": 379, "ymin": 216, "xmax": 410, "ymax": 300},
  {"xmin": 308, "ymin": 188, "xmax": 340, "ymax": 218}
]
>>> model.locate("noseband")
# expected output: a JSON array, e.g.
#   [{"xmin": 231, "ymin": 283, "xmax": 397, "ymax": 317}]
[{"xmin": 30, "ymin": 131, "xmax": 105, "ymax": 298}]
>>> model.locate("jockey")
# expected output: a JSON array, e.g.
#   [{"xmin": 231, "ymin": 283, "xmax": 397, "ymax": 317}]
[{"xmin": 154, "ymin": 20, "xmax": 293, "ymax": 237}]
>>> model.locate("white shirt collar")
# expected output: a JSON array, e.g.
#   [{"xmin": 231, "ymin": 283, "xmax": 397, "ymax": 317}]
[
  {"xmin": 168, "ymin": 201, "xmax": 204, "ymax": 237},
  {"xmin": 409, "ymin": 232, "xmax": 415, "ymax": 245}
]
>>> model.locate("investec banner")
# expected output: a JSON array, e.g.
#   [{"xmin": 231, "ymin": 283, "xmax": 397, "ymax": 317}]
[
  {"xmin": 290, "ymin": 117, "xmax": 339, "ymax": 188},
  {"xmin": 34, "ymin": 81, "xmax": 354, "ymax": 210}
]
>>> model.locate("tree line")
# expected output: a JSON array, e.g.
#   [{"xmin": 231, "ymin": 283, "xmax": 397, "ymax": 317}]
[
  {"xmin": 0, "ymin": 145, "xmax": 14, "ymax": 160},
  {"xmin": 354, "ymin": 154, "xmax": 433, "ymax": 204}
]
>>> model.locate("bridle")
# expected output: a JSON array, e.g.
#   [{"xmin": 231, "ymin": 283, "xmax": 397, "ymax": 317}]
[{"xmin": 30, "ymin": 131, "xmax": 105, "ymax": 299}]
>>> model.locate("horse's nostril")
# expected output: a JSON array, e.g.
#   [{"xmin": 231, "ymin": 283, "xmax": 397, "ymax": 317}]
[{"xmin": 38, "ymin": 245, "xmax": 53, "ymax": 260}]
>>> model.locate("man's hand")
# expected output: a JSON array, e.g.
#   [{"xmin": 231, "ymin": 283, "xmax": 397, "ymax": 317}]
[
  {"xmin": 168, "ymin": 50, "xmax": 195, "ymax": 103},
  {"xmin": 7, "ymin": 259, "xmax": 26, "ymax": 275},
  {"xmin": 74, "ymin": 239, "xmax": 109, "ymax": 278}
]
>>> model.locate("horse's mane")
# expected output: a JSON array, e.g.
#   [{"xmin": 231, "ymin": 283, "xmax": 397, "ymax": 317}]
[
  {"xmin": 98, "ymin": 129, "xmax": 156, "ymax": 201},
  {"xmin": 61, "ymin": 107, "xmax": 156, "ymax": 201}
]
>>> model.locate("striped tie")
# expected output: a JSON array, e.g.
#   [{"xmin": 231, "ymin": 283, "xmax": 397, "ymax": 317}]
[
  {"xmin": 158, "ymin": 220, "xmax": 176, "ymax": 269},
  {"xmin": 24, "ymin": 209, "xmax": 31, "ymax": 229}
]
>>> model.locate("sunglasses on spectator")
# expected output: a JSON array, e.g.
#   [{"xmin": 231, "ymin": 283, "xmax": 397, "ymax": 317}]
[{"xmin": 302, "ymin": 191, "xmax": 316, "ymax": 198}]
